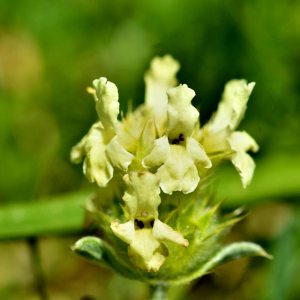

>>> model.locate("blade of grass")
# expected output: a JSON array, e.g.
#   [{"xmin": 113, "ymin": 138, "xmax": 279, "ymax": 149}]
[{"xmin": 0, "ymin": 189, "xmax": 92, "ymax": 241}]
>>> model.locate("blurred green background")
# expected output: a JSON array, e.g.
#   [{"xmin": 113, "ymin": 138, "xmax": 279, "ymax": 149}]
[{"xmin": 0, "ymin": 0, "xmax": 300, "ymax": 299}]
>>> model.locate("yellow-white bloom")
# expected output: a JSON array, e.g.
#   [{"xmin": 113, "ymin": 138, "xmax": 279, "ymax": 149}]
[
  {"xmin": 144, "ymin": 55, "xmax": 180, "ymax": 129},
  {"xmin": 111, "ymin": 171, "xmax": 188, "ymax": 272},
  {"xmin": 71, "ymin": 56, "xmax": 180, "ymax": 188},
  {"xmin": 201, "ymin": 79, "xmax": 259, "ymax": 187},
  {"xmin": 228, "ymin": 131, "xmax": 259, "ymax": 187},
  {"xmin": 71, "ymin": 78, "xmax": 137, "ymax": 187},
  {"xmin": 143, "ymin": 84, "xmax": 212, "ymax": 194}
]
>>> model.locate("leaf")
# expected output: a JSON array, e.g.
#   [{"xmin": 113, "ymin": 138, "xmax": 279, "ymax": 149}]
[
  {"xmin": 73, "ymin": 236, "xmax": 144, "ymax": 280},
  {"xmin": 200, "ymin": 242, "xmax": 272, "ymax": 274},
  {"xmin": 168, "ymin": 242, "xmax": 272, "ymax": 285}
]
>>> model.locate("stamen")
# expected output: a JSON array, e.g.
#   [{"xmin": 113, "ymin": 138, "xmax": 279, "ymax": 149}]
[
  {"xmin": 172, "ymin": 139, "xmax": 180, "ymax": 145},
  {"xmin": 179, "ymin": 134, "xmax": 184, "ymax": 141}
]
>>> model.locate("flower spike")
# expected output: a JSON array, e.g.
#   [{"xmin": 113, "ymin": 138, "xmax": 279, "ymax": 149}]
[{"xmin": 71, "ymin": 55, "xmax": 269, "ymax": 285}]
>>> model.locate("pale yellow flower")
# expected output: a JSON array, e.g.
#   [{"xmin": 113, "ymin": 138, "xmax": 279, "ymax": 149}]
[
  {"xmin": 71, "ymin": 78, "xmax": 137, "ymax": 187},
  {"xmin": 143, "ymin": 84, "xmax": 212, "ymax": 194},
  {"xmin": 71, "ymin": 56, "xmax": 180, "ymax": 188},
  {"xmin": 201, "ymin": 79, "xmax": 259, "ymax": 187},
  {"xmin": 111, "ymin": 171, "xmax": 188, "ymax": 272}
]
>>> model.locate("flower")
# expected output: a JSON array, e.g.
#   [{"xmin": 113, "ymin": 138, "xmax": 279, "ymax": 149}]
[
  {"xmin": 71, "ymin": 55, "xmax": 180, "ymax": 187},
  {"xmin": 143, "ymin": 84, "xmax": 212, "ymax": 194},
  {"xmin": 111, "ymin": 171, "xmax": 188, "ymax": 272},
  {"xmin": 71, "ymin": 78, "xmax": 137, "ymax": 187},
  {"xmin": 200, "ymin": 79, "xmax": 259, "ymax": 187}
]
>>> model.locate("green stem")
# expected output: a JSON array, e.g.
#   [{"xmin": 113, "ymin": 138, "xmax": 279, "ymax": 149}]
[
  {"xmin": 149, "ymin": 285, "xmax": 169, "ymax": 300},
  {"xmin": 27, "ymin": 237, "xmax": 49, "ymax": 300}
]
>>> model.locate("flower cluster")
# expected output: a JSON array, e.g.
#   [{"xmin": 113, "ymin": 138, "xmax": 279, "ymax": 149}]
[{"xmin": 71, "ymin": 55, "xmax": 260, "ymax": 273}]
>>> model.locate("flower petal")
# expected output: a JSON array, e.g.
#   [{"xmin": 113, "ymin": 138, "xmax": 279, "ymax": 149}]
[
  {"xmin": 111, "ymin": 220, "xmax": 135, "ymax": 244},
  {"xmin": 122, "ymin": 171, "xmax": 161, "ymax": 219},
  {"xmin": 208, "ymin": 80, "xmax": 255, "ymax": 133},
  {"xmin": 200, "ymin": 127, "xmax": 231, "ymax": 154},
  {"xmin": 142, "ymin": 135, "xmax": 170, "ymax": 168},
  {"xmin": 166, "ymin": 84, "xmax": 198, "ymax": 141},
  {"xmin": 144, "ymin": 55, "xmax": 180, "ymax": 125},
  {"xmin": 228, "ymin": 131, "xmax": 259, "ymax": 153},
  {"xmin": 157, "ymin": 145, "xmax": 200, "ymax": 194},
  {"xmin": 228, "ymin": 131, "xmax": 259, "ymax": 188},
  {"xmin": 230, "ymin": 81, "xmax": 255, "ymax": 130},
  {"xmin": 186, "ymin": 137, "xmax": 212, "ymax": 168},
  {"xmin": 106, "ymin": 135, "xmax": 134, "ymax": 172},
  {"xmin": 231, "ymin": 151, "xmax": 256, "ymax": 189},
  {"xmin": 70, "ymin": 134, "xmax": 88, "ymax": 164},
  {"xmin": 93, "ymin": 77, "xmax": 120, "ymax": 131},
  {"xmin": 152, "ymin": 219, "xmax": 188, "ymax": 247},
  {"xmin": 128, "ymin": 228, "xmax": 168, "ymax": 272},
  {"xmin": 83, "ymin": 127, "xmax": 114, "ymax": 187}
]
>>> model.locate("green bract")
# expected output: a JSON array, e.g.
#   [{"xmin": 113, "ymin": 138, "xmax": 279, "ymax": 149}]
[{"xmin": 71, "ymin": 55, "xmax": 270, "ymax": 296}]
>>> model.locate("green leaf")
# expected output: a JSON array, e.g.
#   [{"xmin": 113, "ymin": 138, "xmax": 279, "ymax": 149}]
[
  {"xmin": 73, "ymin": 236, "xmax": 145, "ymax": 281},
  {"xmin": 170, "ymin": 242, "xmax": 272, "ymax": 285},
  {"xmin": 200, "ymin": 242, "xmax": 272, "ymax": 274}
]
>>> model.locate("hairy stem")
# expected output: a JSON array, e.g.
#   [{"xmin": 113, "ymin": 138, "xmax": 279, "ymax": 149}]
[{"xmin": 149, "ymin": 285, "xmax": 169, "ymax": 300}]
